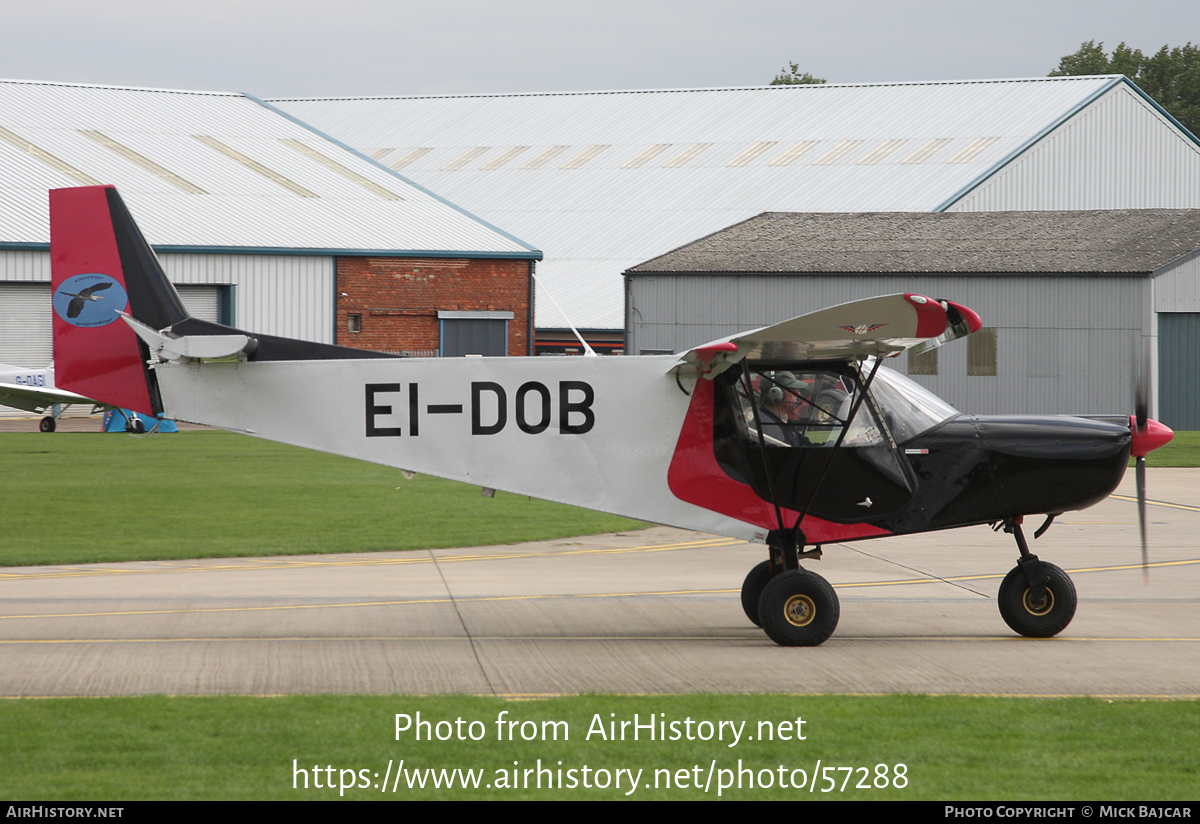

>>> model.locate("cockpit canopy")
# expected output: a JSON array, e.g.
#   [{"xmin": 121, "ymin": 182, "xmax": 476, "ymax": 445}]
[{"xmin": 714, "ymin": 360, "xmax": 960, "ymax": 522}]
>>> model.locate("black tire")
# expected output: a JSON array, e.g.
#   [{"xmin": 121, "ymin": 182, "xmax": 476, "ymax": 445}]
[
  {"xmin": 39, "ymin": 416, "xmax": 56, "ymax": 433},
  {"xmin": 758, "ymin": 570, "xmax": 840, "ymax": 647},
  {"xmin": 128, "ymin": 418, "xmax": 145, "ymax": 434},
  {"xmin": 997, "ymin": 562, "xmax": 1077, "ymax": 638},
  {"xmin": 741, "ymin": 561, "xmax": 774, "ymax": 627}
]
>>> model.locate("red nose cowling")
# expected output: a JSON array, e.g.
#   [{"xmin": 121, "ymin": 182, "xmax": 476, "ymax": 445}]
[{"xmin": 1131, "ymin": 417, "xmax": 1174, "ymax": 457}]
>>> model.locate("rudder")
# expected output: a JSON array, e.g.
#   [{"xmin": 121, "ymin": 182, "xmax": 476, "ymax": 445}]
[{"xmin": 50, "ymin": 186, "xmax": 188, "ymax": 415}]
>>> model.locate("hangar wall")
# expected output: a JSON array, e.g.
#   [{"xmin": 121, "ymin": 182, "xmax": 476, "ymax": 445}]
[
  {"xmin": 948, "ymin": 84, "xmax": 1200, "ymax": 212},
  {"xmin": 626, "ymin": 273, "xmax": 1146, "ymax": 417}
]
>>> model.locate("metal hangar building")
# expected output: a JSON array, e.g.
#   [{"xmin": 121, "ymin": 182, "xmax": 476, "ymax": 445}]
[
  {"xmin": 0, "ymin": 79, "xmax": 541, "ymax": 417},
  {"xmin": 625, "ymin": 210, "xmax": 1200, "ymax": 427},
  {"xmin": 272, "ymin": 75, "xmax": 1200, "ymax": 354}
]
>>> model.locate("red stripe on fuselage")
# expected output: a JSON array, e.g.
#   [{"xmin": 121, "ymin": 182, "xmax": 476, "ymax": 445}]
[
  {"xmin": 50, "ymin": 186, "xmax": 154, "ymax": 414},
  {"xmin": 667, "ymin": 378, "xmax": 890, "ymax": 543}
]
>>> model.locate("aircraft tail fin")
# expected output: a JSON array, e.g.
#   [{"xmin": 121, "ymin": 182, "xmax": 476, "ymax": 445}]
[{"xmin": 50, "ymin": 185, "xmax": 188, "ymax": 415}]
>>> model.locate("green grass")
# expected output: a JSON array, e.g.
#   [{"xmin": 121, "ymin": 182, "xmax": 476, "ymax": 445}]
[
  {"xmin": 0, "ymin": 430, "xmax": 644, "ymax": 567},
  {"xmin": 1139, "ymin": 430, "xmax": 1200, "ymax": 467},
  {"xmin": 0, "ymin": 694, "xmax": 1194, "ymax": 800}
]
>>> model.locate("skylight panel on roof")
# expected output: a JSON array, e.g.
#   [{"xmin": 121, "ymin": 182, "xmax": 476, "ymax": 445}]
[
  {"xmin": 367, "ymin": 148, "xmax": 394, "ymax": 160},
  {"xmin": 194, "ymin": 135, "xmax": 317, "ymax": 198},
  {"xmin": 663, "ymin": 143, "xmax": 713, "ymax": 168},
  {"xmin": 812, "ymin": 140, "xmax": 864, "ymax": 166},
  {"xmin": 481, "ymin": 146, "xmax": 530, "ymax": 170},
  {"xmin": 727, "ymin": 142, "xmax": 778, "ymax": 167},
  {"xmin": 0, "ymin": 125, "xmax": 100, "ymax": 185},
  {"xmin": 768, "ymin": 141, "xmax": 819, "ymax": 166},
  {"xmin": 521, "ymin": 146, "xmax": 569, "ymax": 169},
  {"xmin": 280, "ymin": 138, "xmax": 402, "ymax": 200},
  {"xmin": 442, "ymin": 147, "xmax": 490, "ymax": 171},
  {"xmin": 80, "ymin": 130, "xmax": 206, "ymax": 193},
  {"xmin": 902, "ymin": 138, "xmax": 953, "ymax": 164},
  {"xmin": 389, "ymin": 147, "xmax": 433, "ymax": 170},
  {"xmin": 622, "ymin": 144, "xmax": 671, "ymax": 169},
  {"xmin": 560, "ymin": 145, "xmax": 609, "ymax": 169},
  {"xmin": 947, "ymin": 137, "xmax": 1001, "ymax": 164},
  {"xmin": 857, "ymin": 139, "xmax": 908, "ymax": 165}
]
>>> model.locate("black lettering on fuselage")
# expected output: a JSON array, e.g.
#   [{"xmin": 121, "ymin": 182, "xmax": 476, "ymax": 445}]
[
  {"xmin": 516, "ymin": 381, "xmax": 551, "ymax": 434},
  {"xmin": 365, "ymin": 380, "xmax": 595, "ymax": 437},
  {"xmin": 366, "ymin": 383, "xmax": 403, "ymax": 437},
  {"xmin": 559, "ymin": 381, "xmax": 595, "ymax": 435},
  {"xmin": 471, "ymin": 382, "xmax": 507, "ymax": 435}
]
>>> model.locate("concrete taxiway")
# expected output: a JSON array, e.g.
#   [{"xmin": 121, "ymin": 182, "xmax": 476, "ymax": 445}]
[{"xmin": 1, "ymin": 469, "xmax": 1197, "ymax": 697}]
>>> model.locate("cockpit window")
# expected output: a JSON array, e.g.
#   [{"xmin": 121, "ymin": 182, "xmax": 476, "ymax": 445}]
[
  {"xmin": 728, "ymin": 368, "xmax": 884, "ymax": 448},
  {"xmin": 712, "ymin": 361, "xmax": 920, "ymax": 521},
  {"xmin": 870, "ymin": 365, "xmax": 960, "ymax": 443}
]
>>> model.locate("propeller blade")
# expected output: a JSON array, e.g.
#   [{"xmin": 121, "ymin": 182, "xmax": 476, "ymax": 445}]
[
  {"xmin": 1137, "ymin": 455, "xmax": 1148, "ymax": 583},
  {"xmin": 1135, "ymin": 339, "xmax": 1149, "ymax": 433}
]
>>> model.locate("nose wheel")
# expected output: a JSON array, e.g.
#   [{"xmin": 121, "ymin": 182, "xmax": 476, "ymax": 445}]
[
  {"xmin": 997, "ymin": 519, "xmax": 1077, "ymax": 637},
  {"xmin": 998, "ymin": 561, "xmax": 1076, "ymax": 637}
]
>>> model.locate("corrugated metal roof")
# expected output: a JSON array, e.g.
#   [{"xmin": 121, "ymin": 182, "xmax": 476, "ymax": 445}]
[
  {"xmin": 272, "ymin": 77, "xmax": 1124, "ymax": 327},
  {"xmin": 0, "ymin": 79, "xmax": 539, "ymax": 258},
  {"xmin": 627, "ymin": 210, "xmax": 1200, "ymax": 275}
]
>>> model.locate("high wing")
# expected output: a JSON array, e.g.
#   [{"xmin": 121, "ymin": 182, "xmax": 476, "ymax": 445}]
[
  {"xmin": 671, "ymin": 293, "xmax": 982, "ymax": 379},
  {"xmin": 0, "ymin": 364, "xmax": 103, "ymax": 415}
]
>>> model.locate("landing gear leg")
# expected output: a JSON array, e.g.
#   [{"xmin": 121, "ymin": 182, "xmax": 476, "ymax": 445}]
[{"xmin": 997, "ymin": 518, "xmax": 1077, "ymax": 637}]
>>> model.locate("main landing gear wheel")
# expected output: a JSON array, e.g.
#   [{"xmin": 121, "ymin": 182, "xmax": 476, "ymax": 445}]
[
  {"xmin": 997, "ymin": 562, "xmax": 1077, "ymax": 638},
  {"xmin": 741, "ymin": 561, "xmax": 774, "ymax": 627},
  {"xmin": 126, "ymin": 418, "xmax": 145, "ymax": 434},
  {"xmin": 39, "ymin": 416, "xmax": 56, "ymax": 433},
  {"xmin": 758, "ymin": 570, "xmax": 840, "ymax": 647}
]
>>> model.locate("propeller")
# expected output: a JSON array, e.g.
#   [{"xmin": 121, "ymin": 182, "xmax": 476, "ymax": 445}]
[
  {"xmin": 1134, "ymin": 343, "xmax": 1149, "ymax": 583},
  {"xmin": 1130, "ymin": 340, "xmax": 1174, "ymax": 583}
]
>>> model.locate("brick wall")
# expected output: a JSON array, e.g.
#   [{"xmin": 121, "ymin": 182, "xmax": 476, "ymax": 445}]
[{"xmin": 335, "ymin": 257, "xmax": 531, "ymax": 356}]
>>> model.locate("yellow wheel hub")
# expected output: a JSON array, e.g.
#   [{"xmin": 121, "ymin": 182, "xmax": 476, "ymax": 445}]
[
  {"xmin": 783, "ymin": 593, "xmax": 816, "ymax": 627},
  {"xmin": 1022, "ymin": 587, "xmax": 1054, "ymax": 616}
]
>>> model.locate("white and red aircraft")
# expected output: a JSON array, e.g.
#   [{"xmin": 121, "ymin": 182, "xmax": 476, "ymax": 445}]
[{"xmin": 48, "ymin": 185, "xmax": 1173, "ymax": 646}]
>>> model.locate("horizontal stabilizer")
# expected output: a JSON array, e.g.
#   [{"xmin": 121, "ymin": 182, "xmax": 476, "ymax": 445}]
[{"xmin": 119, "ymin": 312, "xmax": 256, "ymax": 362}]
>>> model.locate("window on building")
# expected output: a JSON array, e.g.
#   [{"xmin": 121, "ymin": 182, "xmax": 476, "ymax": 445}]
[
  {"xmin": 347, "ymin": 313, "xmax": 362, "ymax": 334},
  {"xmin": 968, "ymin": 327, "xmax": 997, "ymax": 376},
  {"xmin": 908, "ymin": 347, "xmax": 937, "ymax": 376}
]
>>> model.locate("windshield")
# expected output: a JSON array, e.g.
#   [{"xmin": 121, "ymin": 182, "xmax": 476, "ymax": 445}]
[
  {"xmin": 728, "ymin": 368, "xmax": 884, "ymax": 448},
  {"xmin": 870, "ymin": 365, "xmax": 960, "ymax": 442}
]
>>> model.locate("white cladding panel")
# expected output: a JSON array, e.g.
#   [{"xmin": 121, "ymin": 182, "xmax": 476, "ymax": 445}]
[
  {"xmin": 1154, "ymin": 254, "xmax": 1200, "ymax": 312},
  {"xmin": 950, "ymin": 85, "xmax": 1200, "ymax": 211},
  {"xmin": 0, "ymin": 281, "xmax": 53, "ymax": 418},
  {"xmin": 157, "ymin": 252, "xmax": 334, "ymax": 342}
]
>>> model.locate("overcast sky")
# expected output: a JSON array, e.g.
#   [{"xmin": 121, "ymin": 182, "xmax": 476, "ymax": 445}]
[{"xmin": 5, "ymin": 0, "xmax": 1197, "ymax": 98}]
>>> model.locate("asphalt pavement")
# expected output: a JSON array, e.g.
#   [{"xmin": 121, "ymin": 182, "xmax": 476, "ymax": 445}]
[{"xmin": 0, "ymin": 469, "xmax": 1197, "ymax": 697}]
